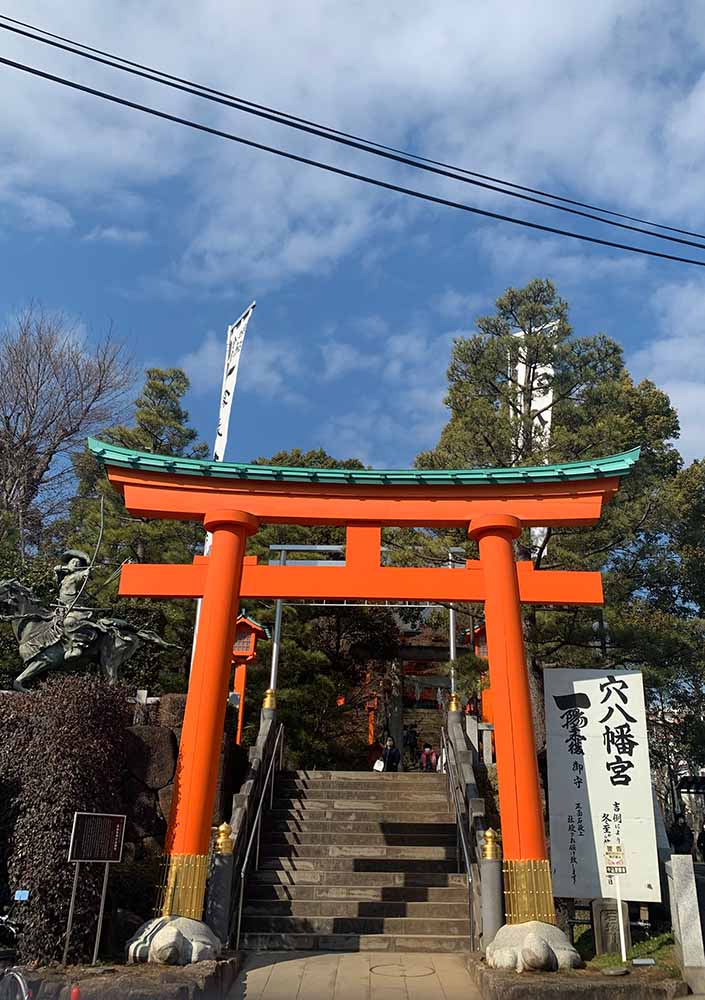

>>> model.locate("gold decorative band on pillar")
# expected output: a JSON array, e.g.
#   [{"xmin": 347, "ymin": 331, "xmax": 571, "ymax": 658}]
[
  {"xmin": 157, "ymin": 853, "xmax": 210, "ymax": 919},
  {"xmin": 447, "ymin": 692, "xmax": 462, "ymax": 712},
  {"xmin": 262, "ymin": 688, "xmax": 276, "ymax": 710},
  {"xmin": 502, "ymin": 859, "xmax": 556, "ymax": 925}
]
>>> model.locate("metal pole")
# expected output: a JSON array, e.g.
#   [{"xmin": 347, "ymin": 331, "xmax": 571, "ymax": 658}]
[
  {"xmin": 448, "ymin": 553, "xmax": 457, "ymax": 696},
  {"xmin": 235, "ymin": 872, "xmax": 245, "ymax": 951},
  {"xmin": 92, "ymin": 862, "xmax": 110, "ymax": 965},
  {"xmin": 62, "ymin": 862, "xmax": 80, "ymax": 966},
  {"xmin": 268, "ymin": 550, "xmax": 286, "ymax": 693}
]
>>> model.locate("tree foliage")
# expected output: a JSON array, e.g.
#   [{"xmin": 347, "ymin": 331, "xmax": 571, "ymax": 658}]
[
  {"xmin": 59, "ymin": 368, "xmax": 208, "ymax": 692},
  {"xmin": 414, "ymin": 279, "xmax": 688, "ymax": 761},
  {"xmin": 242, "ymin": 447, "xmax": 400, "ymax": 765}
]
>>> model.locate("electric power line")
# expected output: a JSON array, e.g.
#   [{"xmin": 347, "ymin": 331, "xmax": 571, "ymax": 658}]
[
  {"xmin": 2, "ymin": 14, "xmax": 705, "ymax": 252},
  {"xmin": 2, "ymin": 12, "xmax": 704, "ymax": 245},
  {"xmin": 2, "ymin": 52, "xmax": 705, "ymax": 268}
]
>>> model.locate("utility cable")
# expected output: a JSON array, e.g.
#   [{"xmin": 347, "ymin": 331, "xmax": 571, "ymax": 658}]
[
  {"xmin": 1, "ymin": 53, "xmax": 705, "ymax": 268},
  {"xmin": 2, "ymin": 15, "xmax": 705, "ymax": 251}
]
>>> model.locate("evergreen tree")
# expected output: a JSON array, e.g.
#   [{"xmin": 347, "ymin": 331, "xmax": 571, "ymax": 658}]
[
  {"xmin": 61, "ymin": 368, "xmax": 208, "ymax": 692},
  {"xmin": 413, "ymin": 279, "xmax": 683, "ymax": 745}
]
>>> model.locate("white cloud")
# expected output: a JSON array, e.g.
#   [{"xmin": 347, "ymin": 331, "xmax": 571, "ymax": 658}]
[
  {"xmin": 474, "ymin": 229, "xmax": 647, "ymax": 287},
  {"xmin": 2, "ymin": 1, "xmax": 705, "ymax": 292},
  {"xmin": 320, "ymin": 339, "xmax": 378, "ymax": 381},
  {"xmin": 84, "ymin": 225, "xmax": 148, "ymax": 245},
  {"xmin": 632, "ymin": 279, "xmax": 705, "ymax": 461},
  {"xmin": 180, "ymin": 328, "xmax": 305, "ymax": 404},
  {"xmin": 434, "ymin": 289, "xmax": 484, "ymax": 320},
  {"xmin": 318, "ymin": 320, "xmax": 459, "ymax": 465}
]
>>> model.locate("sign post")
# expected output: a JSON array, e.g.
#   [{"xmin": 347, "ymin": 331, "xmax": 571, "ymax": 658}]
[
  {"xmin": 63, "ymin": 812, "xmax": 126, "ymax": 966},
  {"xmin": 604, "ymin": 844, "xmax": 628, "ymax": 963},
  {"xmin": 544, "ymin": 669, "xmax": 659, "ymax": 960}
]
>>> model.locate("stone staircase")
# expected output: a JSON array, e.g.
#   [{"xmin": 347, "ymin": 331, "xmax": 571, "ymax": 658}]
[
  {"xmin": 404, "ymin": 706, "xmax": 443, "ymax": 749},
  {"xmin": 240, "ymin": 769, "xmax": 471, "ymax": 952}
]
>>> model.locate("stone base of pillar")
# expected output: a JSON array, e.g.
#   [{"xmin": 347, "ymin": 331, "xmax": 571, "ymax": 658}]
[
  {"xmin": 503, "ymin": 859, "xmax": 556, "ymax": 925},
  {"xmin": 127, "ymin": 916, "xmax": 221, "ymax": 965},
  {"xmin": 158, "ymin": 853, "xmax": 209, "ymax": 920},
  {"xmin": 486, "ymin": 920, "xmax": 582, "ymax": 972}
]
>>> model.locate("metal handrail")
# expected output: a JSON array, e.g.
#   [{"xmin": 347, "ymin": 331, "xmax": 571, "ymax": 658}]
[
  {"xmin": 234, "ymin": 722, "xmax": 284, "ymax": 950},
  {"xmin": 441, "ymin": 729, "xmax": 473, "ymax": 877},
  {"xmin": 441, "ymin": 727, "xmax": 476, "ymax": 946}
]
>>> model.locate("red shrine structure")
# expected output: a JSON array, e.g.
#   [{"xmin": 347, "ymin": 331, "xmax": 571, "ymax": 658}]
[{"xmin": 88, "ymin": 437, "xmax": 639, "ymax": 925}]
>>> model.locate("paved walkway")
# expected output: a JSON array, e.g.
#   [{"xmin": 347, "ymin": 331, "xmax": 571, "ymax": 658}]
[{"xmin": 228, "ymin": 951, "xmax": 482, "ymax": 999}]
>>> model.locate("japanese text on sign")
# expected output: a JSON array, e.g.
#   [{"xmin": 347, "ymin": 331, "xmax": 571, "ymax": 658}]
[{"xmin": 544, "ymin": 669, "xmax": 659, "ymax": 902}]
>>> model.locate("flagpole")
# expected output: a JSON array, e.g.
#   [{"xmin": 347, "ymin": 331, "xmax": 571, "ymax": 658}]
[{"xmin": 189, "ymin": 302, "xmax": 256, "ymax": 669}]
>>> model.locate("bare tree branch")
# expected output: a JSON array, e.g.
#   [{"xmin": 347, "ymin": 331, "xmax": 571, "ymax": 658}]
[{"xmin": 0, "ymin": 304, "xmax": 134, "ymax": 551}]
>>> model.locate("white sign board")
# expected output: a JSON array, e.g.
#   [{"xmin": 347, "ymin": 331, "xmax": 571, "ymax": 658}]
[{"xmin": 544, "ymin": 668, "xmax": 660, "ymax": 902}]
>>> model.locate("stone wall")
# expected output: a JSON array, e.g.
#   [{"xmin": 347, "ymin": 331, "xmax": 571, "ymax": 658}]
[
  {"xmin": 121, "ymin": 693, "xmax": 247, "ymax": 864},
  {"xmin": 122, "ymin": 695, "xmax": 183, "ymax": 862}
]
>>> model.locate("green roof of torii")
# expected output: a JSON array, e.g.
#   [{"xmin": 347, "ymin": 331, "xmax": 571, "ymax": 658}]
[{"xmin": 88, "ymin": 438, "xmax": 641, "ymax": 487}]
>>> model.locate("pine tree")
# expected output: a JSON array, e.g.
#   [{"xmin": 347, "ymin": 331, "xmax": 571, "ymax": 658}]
[
  {"xmin": 61, "ymin": 368, "xmax": 208, "ymax": 691},
  {"xmin": 412, "ymin": 279, "xmax": 683, "ymax": 745}
]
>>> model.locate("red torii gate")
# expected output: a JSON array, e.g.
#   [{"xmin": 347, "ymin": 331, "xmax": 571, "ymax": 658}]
[{"xmin": 88, "ymin": 437, "xmax": 639, "ymax": 925}]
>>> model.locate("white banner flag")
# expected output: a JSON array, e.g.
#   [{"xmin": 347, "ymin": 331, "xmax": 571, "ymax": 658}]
[{"xmin": 212, "ymin": 301, "xmax": 256, "ymax": 462}]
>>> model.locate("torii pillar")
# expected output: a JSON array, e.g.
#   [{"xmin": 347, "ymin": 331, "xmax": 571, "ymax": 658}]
[
  {"xmin": 470, "ymin": 514, "xmax": 554, "ymax": 923},
  {"xmin": 160, "ymin": 508, "xmax": 258, "ymax": 918}
]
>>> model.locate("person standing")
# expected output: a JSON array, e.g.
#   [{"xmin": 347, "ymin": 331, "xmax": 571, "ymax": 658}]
[
  {"xmin": 382, "ymin": 736, "xmax": 401, "ymax": 773},
  {"xmin": 669, "ymin": 814, "xmax": 695, "ymax": 855},
  {"xmin": 697, "ymin": 821, "xmax": 705, "ymax": 862}
]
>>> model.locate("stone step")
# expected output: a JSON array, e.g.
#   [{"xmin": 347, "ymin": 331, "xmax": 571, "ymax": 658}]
[
  {"xmin": 273, "ymin": 796, "xmax": 449, "ymax": 812},
  {"xmin": 269, "ymin": 807, "xmax": 456, "ymax": 824},
  {"xmin": 278, "ymin": 778, "xmax": 447, "ymax": 794},
  {"xmin": 243, "ymin": 899, "xmax": 469, "ymax": 918},
  {"xmin": 259, "ymin": 857, "xmax": 458, "ymax": 873},
  {"xmin": 274, "ymin": 789, "xmax": 449, "ymax": 803},
  {"xmin": 249, "ymin": 869, "xmax": 467, "ymax": 887},
  {"xmin": 247, "ymin": 883, "xmax": 468, "ymax": 902},
  {"xmin": 241, "ymin": 915, "xmax": 471, "ymax": 936},
  {"xmin": 281, "ymin": 770, "xmax": 445, "ymax": 783},
  {"xmin": 260, "ymin": 844, "xmax": 457, "ymax": 860},
  {"xmin": 266, "ymin": 818, "xmax": 457, "ymax": 835},
  {"xmin": 261, "ymin": 831, "xmax": 456, "ymax": 847},
  {"xmin": 240, "ymin": 931, "xmax": 471, "ymax": 952}
]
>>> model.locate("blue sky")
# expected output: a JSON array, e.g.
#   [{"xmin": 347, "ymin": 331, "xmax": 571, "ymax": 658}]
[{"xmin": 2, "ymin": 1, "xmax": 705, "ymax": 467}]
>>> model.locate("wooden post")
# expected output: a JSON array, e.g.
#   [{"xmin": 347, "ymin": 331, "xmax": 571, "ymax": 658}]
[{"xmin": 233, "ymin": 663, "xmax": 247, "ymax": 745}]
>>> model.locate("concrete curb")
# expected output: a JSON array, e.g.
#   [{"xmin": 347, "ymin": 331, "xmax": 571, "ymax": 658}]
[
  {"xmin": 24, "ymin": 954, "xmax": 243, "ymax": 1000},
  {"xmin": 466, "ymin": 956, "xmax": 688, "ymax": 999}
]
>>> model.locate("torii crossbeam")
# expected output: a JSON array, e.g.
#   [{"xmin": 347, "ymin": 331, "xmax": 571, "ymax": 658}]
[{"xmin": 88, "ymin": 437, "xmax": 640, "ymax": 926}]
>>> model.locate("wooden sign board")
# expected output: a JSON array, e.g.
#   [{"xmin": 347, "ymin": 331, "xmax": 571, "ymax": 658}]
[{"xmin": 68, "ymin": 812, "xmax": 126, "ymax": 864}]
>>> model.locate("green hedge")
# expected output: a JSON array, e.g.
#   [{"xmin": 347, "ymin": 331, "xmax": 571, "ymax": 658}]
[{"xmin": 0, "ymin": 676, "xmax": 129, "ymax": 964}]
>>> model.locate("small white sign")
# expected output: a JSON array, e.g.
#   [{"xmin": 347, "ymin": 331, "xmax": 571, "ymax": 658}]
[{"xmin": 544, "ymin": 668, "xmax": 660, "ymax": 902}]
